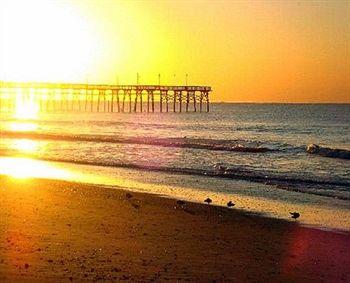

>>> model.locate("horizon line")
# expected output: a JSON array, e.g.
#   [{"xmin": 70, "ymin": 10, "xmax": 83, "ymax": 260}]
[{"xmin": 212, "ymin": 101, "xmax": 350, "ymax": 104}]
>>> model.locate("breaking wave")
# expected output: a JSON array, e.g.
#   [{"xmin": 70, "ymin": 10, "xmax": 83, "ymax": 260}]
[
  {"xmin": 307, "ymin": 144, "xmax": 350, "ymax": 160},
  {"xmin": 1, "ymin": 131, "xmax": 275, "ymax": 153},
  {"xmin": 1, "ymin": 151, "xmax": 349, "ymax": 200}
]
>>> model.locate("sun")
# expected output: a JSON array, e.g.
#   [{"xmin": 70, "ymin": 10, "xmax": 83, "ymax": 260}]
[{"xmin": 0, "ymin": 0, "xmax": 100, "ymax": 83}]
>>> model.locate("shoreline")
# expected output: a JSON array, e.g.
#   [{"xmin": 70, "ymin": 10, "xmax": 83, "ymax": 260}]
[
  {"xmin": 2, "ymin": 152, "xmax": 350, "ymax": 201},
  {"xmin": 1, "ymin": 175, "xmax": 350, "ymax": 282},
  {"xmin": 2, "ymin": 156, "xmax": 350, "ymax": 231},
  {"xmin": 2, "ymin": 171, "xmax": 350, "ymax": 235}
]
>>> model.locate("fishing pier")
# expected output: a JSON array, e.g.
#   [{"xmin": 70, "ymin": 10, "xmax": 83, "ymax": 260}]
[{"xmin": 0, "ymin": 81, "xmax": 212, "ymax": 113}]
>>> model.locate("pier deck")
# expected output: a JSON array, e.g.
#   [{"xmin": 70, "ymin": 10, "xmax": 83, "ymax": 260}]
[{"xmin": 0, "ymin": 81, "xmax": 212, "ymax": 113}]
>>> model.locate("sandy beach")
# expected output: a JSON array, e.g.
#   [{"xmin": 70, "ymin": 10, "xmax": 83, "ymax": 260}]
[
  {"xmin": 0, "ymin": 175, "xmax": 349, "ymax": 282},
  {"xmin": 1, "ymin": 0, "xmax": 349, "ymax": 281}
]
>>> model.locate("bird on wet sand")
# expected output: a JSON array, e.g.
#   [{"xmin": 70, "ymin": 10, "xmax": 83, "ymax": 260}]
[
  {"xmin": 227, "ymin": 201, "xmax": 235, "ymax": 208},
  {"xmin": 290, "ymin": 212, "xmax": 300, "ymax": 219},
  {"xmin": 204, "ymin": 198, "xmax": 212, "ymax": 205},
  {"xmin": 176, "ymin": 200, "xmax": 186, "ymax": 206}
]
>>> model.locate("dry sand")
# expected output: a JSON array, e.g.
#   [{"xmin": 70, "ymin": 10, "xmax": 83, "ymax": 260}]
[{"xmin": 0, "ymin": 175, "xmax": 349, "ymax": 282}]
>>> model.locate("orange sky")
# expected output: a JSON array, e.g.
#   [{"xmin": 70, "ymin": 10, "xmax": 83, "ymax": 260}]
[{"xmin": 0, "ymin": 0, "xmax": 349, "ymax": 102}]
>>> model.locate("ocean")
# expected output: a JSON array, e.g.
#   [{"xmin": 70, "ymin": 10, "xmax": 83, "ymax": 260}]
[{"xmin": 1, "ymin": 103, "xmax": 350, "ymax": 230}]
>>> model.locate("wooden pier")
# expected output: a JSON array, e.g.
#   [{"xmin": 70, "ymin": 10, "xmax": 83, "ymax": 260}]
[{"xmin": 0, "ymin": 81, "xmax": 211, "ymax": 113}]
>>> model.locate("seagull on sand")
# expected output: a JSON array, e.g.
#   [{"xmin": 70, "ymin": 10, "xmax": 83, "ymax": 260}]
[
  {"xmin": 227, "ymin": 201, "xmax": 235, "ymax": 208},
  {"xmin": 204, "ymin": 198, "xmax": 212, "ymax": 205},
  {"xmin": 290, "ymin": 212, "xmax": 300, "ymax": 219}
]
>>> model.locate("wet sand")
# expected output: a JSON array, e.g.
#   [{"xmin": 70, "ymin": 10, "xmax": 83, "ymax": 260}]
[{"xmin": 0, "ymin": 175, "xmax": 349, "ymax": 282}]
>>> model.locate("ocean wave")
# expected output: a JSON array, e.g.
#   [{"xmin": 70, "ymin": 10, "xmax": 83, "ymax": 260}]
[
  {"xmin": 1, "ymin": 152, "xmax": 349, "ymax": 200},
  {"xmin": 1, "ymin": 118, "xmax": 181, "ymax": 130},
  {"xmin": 1, "ymin": 131, "xmax": 275, "ymax": 153},
  {"xmin": 307, "ymin": 144, "xmax": 350, "ymax": 160}
]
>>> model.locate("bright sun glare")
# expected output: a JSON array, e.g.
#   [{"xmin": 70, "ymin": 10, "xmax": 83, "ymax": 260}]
[
  {"xmin": 9, "ymin": 122, "xmax": 38, "ymax": 132},
  {"xmin": 14, "ymin": 102, "xmax": 39, "ymax": 119},
  {"xmin": 13, "ymin": 139, "xmax": 39, "ymax": 153},
  {"xmin": 14, "ymin": 90, "xmax": 40, "ymax": 119},
  {"xmin": 0, "ymin": 157, "xmax": 72, "ymax": 179},
  {"xmin": 0, "ymin": 0, "xmax": 99, "ymax": 83}
]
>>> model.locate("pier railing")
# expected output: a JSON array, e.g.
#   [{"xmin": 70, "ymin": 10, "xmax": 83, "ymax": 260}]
[{"xmin": 0, "ymin": 81, "xmax": 212, "ymax": 113}]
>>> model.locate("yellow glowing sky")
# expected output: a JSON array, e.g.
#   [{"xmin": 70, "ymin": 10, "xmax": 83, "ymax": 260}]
[{"xmin": 0, "ymin": 0, "xmax": 349, "ymax": 102}]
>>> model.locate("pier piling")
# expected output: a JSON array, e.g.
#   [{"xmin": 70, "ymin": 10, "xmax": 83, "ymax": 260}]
[{"xmin": 0, "ymin": 81, "xmax": 211, "ymax": 114}]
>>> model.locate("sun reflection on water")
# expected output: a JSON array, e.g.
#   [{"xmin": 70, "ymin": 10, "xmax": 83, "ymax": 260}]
[
  {"xmin": 12, "ymin": 139, "xmax": 39, "ymax": 153},
  {"xmin": 9, "ymin": 122, "xmax": 38, "ymax": 132},
  {"xmin": 0, "ymin": 157, "xmax": 72, "ymax": 180}
]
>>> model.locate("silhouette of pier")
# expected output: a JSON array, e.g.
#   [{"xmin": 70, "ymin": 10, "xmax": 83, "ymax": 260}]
[{"xmin": 0, "ymin": 81, "xmax": 212, "ymax": 113}]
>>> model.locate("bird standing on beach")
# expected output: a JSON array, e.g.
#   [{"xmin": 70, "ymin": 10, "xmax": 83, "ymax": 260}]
[
  {"xmin": 227, "ymin": 201, "xmax": 235, "ymax": 208},
  {"xmin": 290, "ymin": 212, "xmax": 300, "ymax": 219},
  {"xmin": 176, "ymin": 200, "xmax": 186, "ymax": 206},
  {"xmin": 204, "ymin": 198, "xmax": 212, "ymax": 205}
]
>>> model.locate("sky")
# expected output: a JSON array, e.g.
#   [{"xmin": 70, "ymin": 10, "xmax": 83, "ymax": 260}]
[{"xmin": 0, "ymin": 0, "xmax": 349, "ymax": 102}]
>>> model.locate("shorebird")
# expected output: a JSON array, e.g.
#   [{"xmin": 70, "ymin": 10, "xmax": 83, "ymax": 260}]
[
  {"xmin": 176, "ymin": 200, "xmax": 186, "ymax": 206},
  {"xmin": 204, "ymin": 198, "xmax": 212, "ymax": 205},
  {"xmin": 290, "ymin": 212, "xmax": 300, "ymax": 219},
  {"xmin": 227, "ymin": 201, "xmax": 235, "ymax": 208}
]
